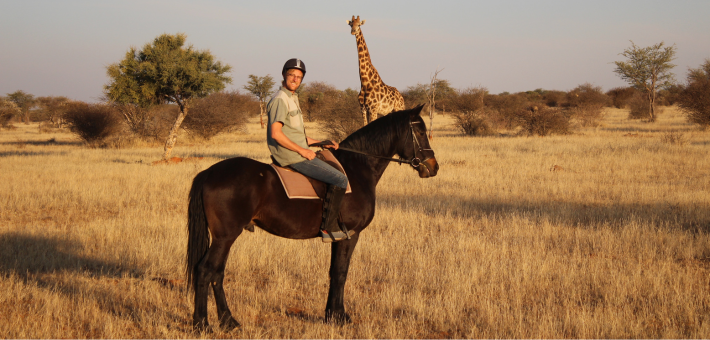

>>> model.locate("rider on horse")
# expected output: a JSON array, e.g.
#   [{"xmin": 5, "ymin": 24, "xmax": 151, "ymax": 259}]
[{"xmin": 266, "ymin": 58, "xmax": 355, "ymax": 242}]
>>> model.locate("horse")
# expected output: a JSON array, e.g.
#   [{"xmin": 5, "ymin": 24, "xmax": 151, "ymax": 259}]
[{"xmin": 185, "ymin": 104, "xmax": 439, "ymax": 330}]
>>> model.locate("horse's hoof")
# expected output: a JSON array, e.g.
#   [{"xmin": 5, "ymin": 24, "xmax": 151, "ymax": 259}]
[
  {"xmin": 192, "ymin": 319, "xmax": 209, "ymax": 332},
  {"xmin": 220, "ymin": 316, "xmax": 241, "ymax": 331},
  {"xmin": 325, "ymin": 310, "xmax": 352, "ymax": 325}
]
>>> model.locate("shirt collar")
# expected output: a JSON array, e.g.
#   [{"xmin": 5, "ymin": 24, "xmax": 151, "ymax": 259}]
[{"xmin": 279, "ymin": 86, "xmax": 298, "ymax": 98}]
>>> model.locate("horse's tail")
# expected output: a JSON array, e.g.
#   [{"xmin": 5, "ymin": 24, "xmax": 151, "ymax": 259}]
[{"xmin": 186, "ymin": 169, "xmax": 211, "ymax": 295}]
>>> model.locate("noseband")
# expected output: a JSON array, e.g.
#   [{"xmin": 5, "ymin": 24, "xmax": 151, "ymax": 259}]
[{"xmin": 338, "ymin": 120, "xmax": 434, "ymax": 172}]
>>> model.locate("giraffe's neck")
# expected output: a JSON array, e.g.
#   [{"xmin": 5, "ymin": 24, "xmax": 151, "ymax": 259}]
[{"xmin": 355, "ymin": 31, "xmax": 382, "ymax": 90}]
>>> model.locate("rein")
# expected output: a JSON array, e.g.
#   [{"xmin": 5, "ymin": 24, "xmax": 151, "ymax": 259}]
[{"xmin": 336, "ymin": 121, "xmax": 432, "ymax": 169}]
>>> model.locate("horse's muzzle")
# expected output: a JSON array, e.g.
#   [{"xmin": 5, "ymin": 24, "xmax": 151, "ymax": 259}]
[{"xmin": 417, "ymin": 157, "xmax": 439, "ymax": 178}]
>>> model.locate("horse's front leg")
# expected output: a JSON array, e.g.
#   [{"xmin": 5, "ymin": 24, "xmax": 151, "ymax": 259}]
[{"xmin": 325, "ymin": 233, "xmax": 360, "ymax": 324}]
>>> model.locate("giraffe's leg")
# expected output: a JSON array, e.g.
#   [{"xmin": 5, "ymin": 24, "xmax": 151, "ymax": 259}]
[{"xmin": 359, "ymin": 91, "xmax": 368, "ymax": 125}]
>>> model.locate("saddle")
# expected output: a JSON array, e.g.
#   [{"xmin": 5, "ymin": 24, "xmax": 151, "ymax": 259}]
[{"xmin": 270, "ymin": 149, "xmax": 352, "ymax": 199}]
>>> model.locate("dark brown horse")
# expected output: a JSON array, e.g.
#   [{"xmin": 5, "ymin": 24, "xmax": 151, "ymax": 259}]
[{"xmin": 186, "ymin": 105, "xmax": 438, "ymax": 330}]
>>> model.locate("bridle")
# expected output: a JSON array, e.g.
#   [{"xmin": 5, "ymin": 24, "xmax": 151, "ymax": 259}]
[{"xmin": 338, "ymin": 120, "xmax": 434, "ymax": 173}]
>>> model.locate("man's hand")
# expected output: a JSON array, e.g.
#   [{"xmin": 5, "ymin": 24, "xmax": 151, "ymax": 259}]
[
  {"xmin": 298, "ymin": 148, "xmax": 316, "ymax": 160},
  {"xmin": 324, "ymin": 140, "xmax": 339, "ymax": 150}
]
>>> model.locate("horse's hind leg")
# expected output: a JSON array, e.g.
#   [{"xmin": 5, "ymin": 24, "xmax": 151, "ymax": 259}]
[
  {"xmin": 193, "ymin": 236, "xmax": 241, "ymax": 331},
  {"xmin": 210, "ymin": 239, "xmax": 241, "ymax": 331}
]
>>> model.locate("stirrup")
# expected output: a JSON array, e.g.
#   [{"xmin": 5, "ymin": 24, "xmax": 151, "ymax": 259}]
[{"xmin": 320, "ymin": 229, "xmax": 355, "ymax": 243}]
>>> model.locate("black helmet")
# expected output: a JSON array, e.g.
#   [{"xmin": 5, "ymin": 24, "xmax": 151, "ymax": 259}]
[{"xmin": 282, "ymin": 58, "xmax": 306, "ymax": 77}]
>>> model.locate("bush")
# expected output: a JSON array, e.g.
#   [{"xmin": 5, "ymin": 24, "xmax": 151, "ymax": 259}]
[
  {"xmin": 627, "ymin": 92, "xmax": 655, "ymax": 120},
  {"xmin": 317, "ymin": 88, "xmax": 363, "ymax": 141},
  {"xmin": 485, "ymin": 92, "xmax": 530, "ymax": 129},
  {"xmin": 606, "ymin": 87, "xmax": 637, "ymax": 109},
  {"xmin": 567, "ymin": 83, "xmax": 609, "ymax": 127},
  {"xmin": 63, "ymin": 102, "xmax": 123, "ymax": 143},
  {"xmin": 0, "ymin": 98, "xmax": 20, "ymax": 128},
  {"xmin": 677, "ymin": 59, "xmax": 710, "ymax": 128},
  {"xmin": 35, "ymin": 96, "xmax": 71, "ymax": 127},
  {"xmin": 298, "ymin": 82, "xmax": 342, "ymax": 122},
  {"xmin": 514, "ymin": 106, "xmax": 570, "ymax": 136},
  {"xmin": 182, "ymin": 91, "xmax": 257, "ymax": 139},
  {"xmin": 452, "ymin": 107, "xmax": 498, "ymax": 136},
  {"xmin": 543, "ymin": 90, "xmax": 567, "ymax": 107}
]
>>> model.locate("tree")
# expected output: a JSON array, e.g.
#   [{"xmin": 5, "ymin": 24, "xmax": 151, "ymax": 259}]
[
  {"xmin": 36, "ymin": 96, "xmax": 71, "ymax": 127},
  {"xmin": 425, "ymin": 68, "xmax": 443, "ymax": 139},
  {"xmin": 613, "ymin": 41, "xmax": 676, "ymax": 122},
  {"xmin": 105, "ymin": 33, "xmax": 232, "ymax": 159},
  {"xmin": 677, "ymin": 59, "xmax": 710, "ymax": 128},
  {"xmin": 6, "ymin": 90, "xmax": 36, "ymax": 124},
  {"xmin": 243, "ymin": 74, "xmax": 275, "ymax": 128}
]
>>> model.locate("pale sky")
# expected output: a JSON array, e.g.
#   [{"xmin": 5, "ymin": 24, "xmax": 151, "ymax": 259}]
[{"xmin": 1, "ymin": 0, "xmax": 709, "ymax": 102}]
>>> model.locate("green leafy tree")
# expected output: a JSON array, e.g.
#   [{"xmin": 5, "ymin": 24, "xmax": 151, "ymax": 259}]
[
  {"xmin": 614, "ymin": 41, "xmax": 676, "ymax": 122},
  {"xmin": 6, "ymin": 90, "xmax": 36, "ymax": 124},
  {"xmin": 105, "ymin": 33, "xmax": 232, "ymax": 159},
  {"xmin": 243, "ymin": 74, "xmax": 275, "ymax": 128}
]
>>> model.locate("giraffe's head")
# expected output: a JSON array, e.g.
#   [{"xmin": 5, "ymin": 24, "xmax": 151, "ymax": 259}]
[{"xmin": 347, "ymin": 15, "xmax": 365, "ymax": 35}]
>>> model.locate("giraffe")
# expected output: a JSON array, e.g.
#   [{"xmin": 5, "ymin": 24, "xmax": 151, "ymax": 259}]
[{"xmin": 347, "ymin": 15, "xmax": 405, "ymax": 125}]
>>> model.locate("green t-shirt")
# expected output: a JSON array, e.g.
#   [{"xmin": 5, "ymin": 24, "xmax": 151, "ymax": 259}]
[{"xmin": 266, "ymin": 87, "xmax": 309, "ymax": 166}]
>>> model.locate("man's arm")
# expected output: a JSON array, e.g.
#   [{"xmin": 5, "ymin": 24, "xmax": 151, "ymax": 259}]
[
  {"xmin": 306, "ymin": 136, "xmax": 339, "ymax": 150},
  {"xmin": 271, "ymin": 122, "xmax": 316, "ymax": 160}
]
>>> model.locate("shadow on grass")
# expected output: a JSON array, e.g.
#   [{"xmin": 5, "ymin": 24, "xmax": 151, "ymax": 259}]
[
  {"xmin": 0, "ymin": 139, "xmax": 82, "ymax": 146},
  {"xmin": 0, "ymin": 150, "xmax": 71, "ymax": 157},
  {"xmin": 378, "ymin": 191, "xmax": 710, "ymax": 234},
  {"xmin": 0, "ymin": 233, "xmax": 190, "ymax": 333}
]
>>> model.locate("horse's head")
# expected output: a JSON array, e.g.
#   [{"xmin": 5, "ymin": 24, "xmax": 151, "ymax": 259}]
[
  {"xmin": 347, "ymin": 15, "xmax": 365, "ymax": 35},
  {"xmin": 397, "ymin": 105, "xmax": 439, "ymax": 178}
]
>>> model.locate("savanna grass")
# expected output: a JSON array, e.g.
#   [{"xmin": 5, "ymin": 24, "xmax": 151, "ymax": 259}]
[{"xmin": 1, "ymin": 107, "xmax": 709, "ymax": 338}]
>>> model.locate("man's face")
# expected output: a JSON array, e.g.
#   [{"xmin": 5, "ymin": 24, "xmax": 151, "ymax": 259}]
[{"xmin": 283, "ymin": 69, "xmax": 303, "ymax": 92}]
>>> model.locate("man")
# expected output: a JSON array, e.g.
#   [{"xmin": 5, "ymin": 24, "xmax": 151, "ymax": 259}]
[{"xmin": 267, "ymin": 58, "xmax": 354, "ymax": 242}]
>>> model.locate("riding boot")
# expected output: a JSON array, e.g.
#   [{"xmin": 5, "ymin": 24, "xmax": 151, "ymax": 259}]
[{"xmin": 319, "ymin": 185, "xmax": 355, "ymax": 243}]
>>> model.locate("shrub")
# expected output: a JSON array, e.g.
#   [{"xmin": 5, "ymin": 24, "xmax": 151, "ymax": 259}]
[
  {"xmin": 567, "ymin": 83, "xmax": 609, "ymax": 127},
  {"xmin": 627, "ymin": 92, "xmax": 655, "ymax": 120},
  {"xmin": 452, "ymin": 107, "xmax": 498, "ymax": 136},
  {"xmin": 677, "ymin": 59, "xmax": 710, "ymax": 128},
  {"xmin": 485, "ymin": 92, "xmax": 529, "ymax": 129},
  {"xmin": 63, "ymin": 102, "xmax": 123, "ymax": 144},
  {"xmin": 514, "ymin": 106, "xmax": 570, "ymax": 136},
  {"xmin": 182, "ymin": 91, "xmax": 257, "ymax": 140},
  {"xmin": 449, "ymin": 87, "xmax": 501, "ymax": 135},
  {"xmin": 298, "ymin": 82, "xmax": 342, "ymax": 122},
  {"xmin": 0, "ymin": 98, "xmax": 20, "ymax": 128},
  {"xmin": 660, "ymin": 131, "xmax": 688, "ymax": 146},
  {"xmin": 543, "ymin": 90, "xmax": 567, "ymax": 107},
  {"xmin": 606, "ymin": 87, "xmax": 637, "ymax": 109},
  {"xmin": 35, "ymin": 96, "xmax": 71, "ymax": 127},
  {"xmin": 317, "ymin": 88, "xmax": 363, "ymax": 141}
]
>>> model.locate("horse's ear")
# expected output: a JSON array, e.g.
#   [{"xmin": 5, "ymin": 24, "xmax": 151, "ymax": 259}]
[{"xmin": 410, "ymin": 104, "xmax": 426, "ymax": 118}]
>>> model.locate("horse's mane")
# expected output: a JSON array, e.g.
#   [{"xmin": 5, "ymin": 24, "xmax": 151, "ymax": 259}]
[{"xmin": 339, "ymin": 107, "xmax": 420, "ymax": 157}]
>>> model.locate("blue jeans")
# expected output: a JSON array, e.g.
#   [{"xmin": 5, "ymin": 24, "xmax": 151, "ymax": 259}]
[{"xmin": 289, "ymin": 158, "xmax": 348, "ymax": 189}]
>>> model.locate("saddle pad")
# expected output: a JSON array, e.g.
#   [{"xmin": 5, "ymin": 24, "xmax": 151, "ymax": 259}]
[{"xmin": 271, "ymin": 150, "xmax": 352, "ymax": 199}]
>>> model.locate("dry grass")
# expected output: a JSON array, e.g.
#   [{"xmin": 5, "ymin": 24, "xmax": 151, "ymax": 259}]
[{"xmin": 1, "ymin": 106, "xmax": 710, "ymax": 338}]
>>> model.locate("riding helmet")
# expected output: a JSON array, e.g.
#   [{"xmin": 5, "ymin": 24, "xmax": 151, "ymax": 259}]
[{"xmin": 282, "ymin": 58, "xmax": 306, "ymax": 77}]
